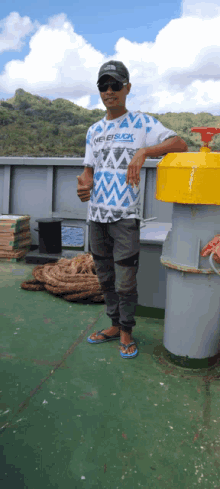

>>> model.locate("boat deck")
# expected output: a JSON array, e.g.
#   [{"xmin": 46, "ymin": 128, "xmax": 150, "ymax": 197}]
[{"xmin": 1, "ymin": 260, "xmax": 220, "ymax": 488}]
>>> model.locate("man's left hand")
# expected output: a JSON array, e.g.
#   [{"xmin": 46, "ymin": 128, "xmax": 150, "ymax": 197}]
[{"xmin": 126, "ymin": 148, "xmax": 147, "ymax": 188}]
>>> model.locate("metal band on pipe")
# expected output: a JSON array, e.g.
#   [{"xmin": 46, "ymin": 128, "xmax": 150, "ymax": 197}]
[{"xmin": 160, "ymin": 256, "xmax": 215, "ymax": 274}]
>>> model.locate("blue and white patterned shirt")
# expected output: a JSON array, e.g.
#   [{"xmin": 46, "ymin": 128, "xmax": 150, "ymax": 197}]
[{"xmin": 83, "ymin": 110, "xmax": 177, "ymax": 223}]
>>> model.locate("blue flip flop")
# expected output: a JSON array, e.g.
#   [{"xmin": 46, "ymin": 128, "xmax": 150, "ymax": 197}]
[
  {"xmin": 119, "ymin": 341, "xmax": 138, "ymax": 359},
  {"xmin": 87, "ymin": 329, "xmax": 120, "ymax": 344}
]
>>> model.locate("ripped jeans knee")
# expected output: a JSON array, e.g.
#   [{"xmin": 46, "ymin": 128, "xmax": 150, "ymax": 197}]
[
  {"xmin": 91, "ymin": 252, "xmax": 139, "ymax": 295},
  {"xmin": 115, "ymin": 253, "xmax": 139, "ymax": 295}
]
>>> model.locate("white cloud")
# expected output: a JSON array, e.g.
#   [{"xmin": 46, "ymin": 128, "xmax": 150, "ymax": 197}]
[
  {"xmin": 1, "ymin": 4, "xmax": 220, "ymax": 114},
  {"xmin": 181, "ymin": 0, "xmax": 220, "ymax": 18},
  {"xmin": 0, "ymin": 12, "xmax": 37, "ymax": 53},
  {"xmin": 0, "ymin": 13, "xmax": 105, "ymax": 101},
  {"xmin": 69, "ymin": 95, "xmax": 91, "ymax": 109},
  {"xmin": 111, "ymin": 10, "xmax": 220, "ymax": 114}
]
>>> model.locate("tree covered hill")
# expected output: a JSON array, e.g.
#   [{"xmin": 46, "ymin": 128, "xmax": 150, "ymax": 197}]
[{"xmin": 0, "ymin": 88, "xmax": 220, "ymax": 156}]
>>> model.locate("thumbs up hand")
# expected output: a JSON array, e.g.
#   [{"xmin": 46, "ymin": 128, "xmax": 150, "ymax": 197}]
[{"xmin": 77, "ymin": 174, "xmax": 93, "ymax": 202}]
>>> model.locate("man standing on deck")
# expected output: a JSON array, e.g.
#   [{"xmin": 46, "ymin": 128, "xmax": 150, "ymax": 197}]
[{"xmin": 77, "ymin": 60, "xmax": 188, "ymax": 359}]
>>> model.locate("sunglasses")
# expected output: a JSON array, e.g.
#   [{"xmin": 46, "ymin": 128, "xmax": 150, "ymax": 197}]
[{"xmin": 97, "ymin": 80, "xmax": 128, "ymax": 92}]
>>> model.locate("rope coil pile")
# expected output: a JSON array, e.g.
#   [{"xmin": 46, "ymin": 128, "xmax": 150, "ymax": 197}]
[{"xmin": 21, "ymin": 252, "xmax": 104, "ymax": 302}]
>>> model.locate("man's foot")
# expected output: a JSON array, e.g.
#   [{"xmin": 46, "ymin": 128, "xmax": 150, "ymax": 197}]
[
  {"xmin": 120, "ymin": 330, "xmax": 136, "ymax": 355},
  {"xmin": 89, "ymin": 326, "xmax": 120, "ymax": 341}
]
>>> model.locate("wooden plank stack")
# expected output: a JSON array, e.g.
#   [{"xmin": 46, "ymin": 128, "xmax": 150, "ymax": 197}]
[{"xmin": 0, "ymin": 215, "xmax": 31, "ymax": 261}]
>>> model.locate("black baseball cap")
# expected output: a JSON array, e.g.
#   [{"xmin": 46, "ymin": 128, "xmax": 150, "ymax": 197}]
[{"xmin": 97, "ymin": 60, "xmax": 130, "ymax": 84}]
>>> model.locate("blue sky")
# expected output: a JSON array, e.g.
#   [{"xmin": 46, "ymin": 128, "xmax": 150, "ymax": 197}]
[
  {"xmin": 0, "ymin": 0, "xmax": 181, "ymax": 62},
  {"xmin": 1, "ymin": 0, "xmax": 220, "ymax": 113}
]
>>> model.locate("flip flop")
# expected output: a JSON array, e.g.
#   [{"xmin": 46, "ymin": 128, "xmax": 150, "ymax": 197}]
[
  {"xmin": 119, "ymin": 341, "xmax": 138, "ymax": 359},
  {"xmin": 87, "ymin": 329, "xmax": 120, "ymax": 344}
]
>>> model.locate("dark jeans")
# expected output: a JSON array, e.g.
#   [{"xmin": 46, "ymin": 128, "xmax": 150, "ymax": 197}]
[{"xmin": 89, "ymin": 218, "xmax": 140, "ymax": 333}]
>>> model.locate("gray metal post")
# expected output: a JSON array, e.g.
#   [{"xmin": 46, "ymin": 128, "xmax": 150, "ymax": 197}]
[{"xmin": 161, "ymin": 203, "xmax": 220, "ymax": 363}]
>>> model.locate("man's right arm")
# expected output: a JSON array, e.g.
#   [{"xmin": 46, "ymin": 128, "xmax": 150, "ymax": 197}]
[
  {"xmin": 82, "ymin": 166, "xmax": 94, "ymax": 178},
  {"xmin": 77, "ymin": 166, "xmax": 94, "ymax": 202},
  {"xmin": 77, "ymin": 127, "xmax": 94, "ymax": 200}
]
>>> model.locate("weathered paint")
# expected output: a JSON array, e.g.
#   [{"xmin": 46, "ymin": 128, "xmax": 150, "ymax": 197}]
[
  {"xmin": 188, "ymin": 166, "xmax": 196, "ymax": 193},
  {"xmin": 160, "ymin": 257, "xmax": 214, "ymax": 274}
]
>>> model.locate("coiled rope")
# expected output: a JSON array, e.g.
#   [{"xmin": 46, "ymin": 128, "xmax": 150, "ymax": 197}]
[{"xmin": 21, "ymin": 252, "xmax": 104, "ymax": 302}]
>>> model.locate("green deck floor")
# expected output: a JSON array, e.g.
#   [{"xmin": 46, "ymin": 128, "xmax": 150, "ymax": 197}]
[{"xmin": 1, "ymin": 260, "xmax": 220, "ymax": 488}]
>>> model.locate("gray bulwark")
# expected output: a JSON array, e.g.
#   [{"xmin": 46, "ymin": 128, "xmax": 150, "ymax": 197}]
[{"xmin": 0, "ymin": 156, "xmax": 173, "ymax": 309}]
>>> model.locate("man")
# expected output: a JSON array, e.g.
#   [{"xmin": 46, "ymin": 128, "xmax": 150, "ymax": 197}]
[{"xmin": 77, "ymin": 60, "xmax": 188, "ymax": 359}]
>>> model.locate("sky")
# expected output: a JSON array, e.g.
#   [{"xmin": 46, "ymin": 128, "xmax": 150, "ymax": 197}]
[{"xmin": 1, "ymin": 0, "xmax": 220, "ymax": 114}]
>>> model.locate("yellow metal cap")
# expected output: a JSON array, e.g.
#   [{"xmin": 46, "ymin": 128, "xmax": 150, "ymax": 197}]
[{"xmin": 155, "ymin": 127, "xmax": 220, "ymax": 204}]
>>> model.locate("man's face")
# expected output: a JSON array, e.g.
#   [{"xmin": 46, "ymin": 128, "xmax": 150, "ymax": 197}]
[{"xmin": 99, "ymin": 75, "xmax": 131, "ymax": 109}]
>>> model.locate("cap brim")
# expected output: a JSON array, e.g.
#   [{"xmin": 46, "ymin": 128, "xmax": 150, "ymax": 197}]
[{"xmin": 98, "ymin": 72, "xmax": 125, "ymax": 83}]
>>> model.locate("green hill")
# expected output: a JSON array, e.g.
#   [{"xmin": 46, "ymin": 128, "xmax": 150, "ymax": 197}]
[{"xmin": 0, "ymin": 88, "xmax": 220, "ymax": 156}]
